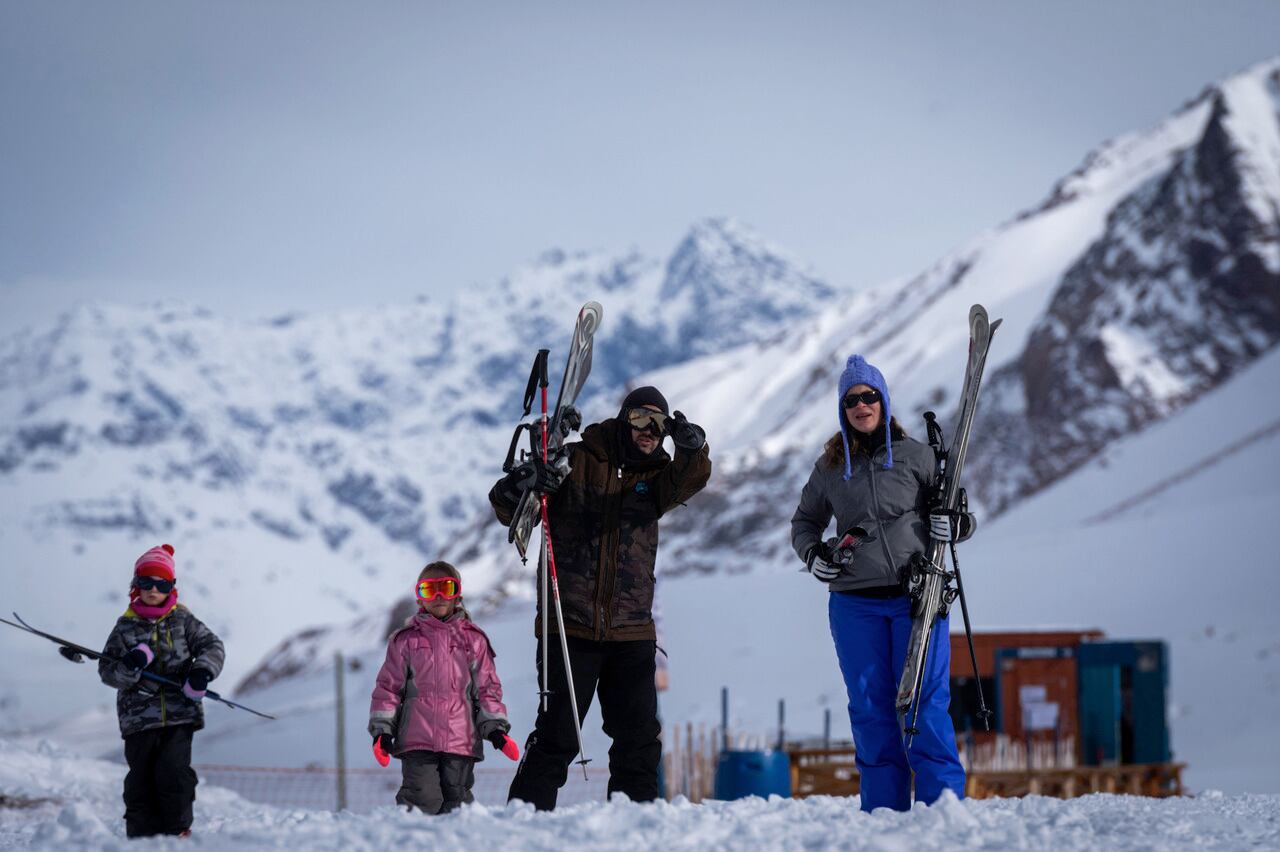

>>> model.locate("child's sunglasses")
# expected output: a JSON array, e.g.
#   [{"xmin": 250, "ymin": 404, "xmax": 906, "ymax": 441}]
[
  {"xmin": 133, "ymin": 577, "xmax": 174, "ymax": 593},
  {"xmin": 626, "ymin": 408, "xmax": 669, "ymax": 433},
  {"xmin": 842, "ymin": 390, "xmax": 882, "ymax": 408},
  {"xmin": 417, "ymin": 577, "xmax": 461, "ymax": 601}
]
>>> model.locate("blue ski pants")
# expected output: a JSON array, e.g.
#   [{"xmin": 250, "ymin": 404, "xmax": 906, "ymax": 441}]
[{"xmin": 828, "ymin": 592, "xmax": 966, "ymax": 811}]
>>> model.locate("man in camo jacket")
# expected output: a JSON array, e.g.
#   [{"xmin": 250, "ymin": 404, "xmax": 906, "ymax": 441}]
[{"xmin": 489, "ymin": 386, "xmax": 711, "ymax": 810}]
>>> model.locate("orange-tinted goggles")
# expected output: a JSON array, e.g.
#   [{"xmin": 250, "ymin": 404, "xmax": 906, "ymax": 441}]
[{"xmin": 417, "ymin": 577, "xmax": 461, "ymax": 601}]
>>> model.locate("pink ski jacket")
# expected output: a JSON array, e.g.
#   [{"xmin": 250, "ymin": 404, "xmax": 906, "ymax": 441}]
[{"xmin": 368, "ymin": 611, "xmax": 509, "ymax": 759}]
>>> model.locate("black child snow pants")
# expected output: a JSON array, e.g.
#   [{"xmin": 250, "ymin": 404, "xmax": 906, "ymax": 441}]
[
  {"xmin": 396, "ymin": 751, "xmax": 477, "ymax": 814},
  {"xmin": 122, "ymin": 724, "xmax": 198, "ymax": 837}
]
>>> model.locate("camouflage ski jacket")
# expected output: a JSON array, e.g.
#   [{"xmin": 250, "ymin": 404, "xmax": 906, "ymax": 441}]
[
  {"xmin": 98, "ymin": 604, "xmax": 226, "ymax": 738},
  {"xmin": 490, "ymin": 418, "xmax": 712, "ymax": 641}
]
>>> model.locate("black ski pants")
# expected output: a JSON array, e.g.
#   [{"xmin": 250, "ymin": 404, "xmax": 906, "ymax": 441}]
[
  {"xmin": 396, "ymin": 751, "xmax": 476, "ymax": 814},
  {"xmin": 508, "ymin": 636, "xmax": 660, "ymax": 811},
  {"xmin": 122, "ymin": 724, "xmax": 197, "ymax": 837}
]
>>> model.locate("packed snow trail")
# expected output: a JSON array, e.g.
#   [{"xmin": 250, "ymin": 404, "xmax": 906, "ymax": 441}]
[{"xmin": 2, "ymin": 740, "xmax": 1279, "ymax": 850}]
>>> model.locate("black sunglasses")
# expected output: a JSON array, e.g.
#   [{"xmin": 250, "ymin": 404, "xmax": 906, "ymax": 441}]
[
  {"xmin": 843, "ymin": 390, "xmax": 882, "ymax": 408},
  {"xmin": 134, "ymin": 577, "xmax": 174, "ymax": 593}
]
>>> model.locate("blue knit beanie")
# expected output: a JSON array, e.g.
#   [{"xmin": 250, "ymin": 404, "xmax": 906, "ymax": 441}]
[{"xmin": 837, "ymin": 355, "xmax": 892, "ymax": 480}]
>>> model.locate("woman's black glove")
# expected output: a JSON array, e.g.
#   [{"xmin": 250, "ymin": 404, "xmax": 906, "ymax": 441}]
[{"xmin": 805, "ymin": 539, "xmax": 841, "ymax": 583}]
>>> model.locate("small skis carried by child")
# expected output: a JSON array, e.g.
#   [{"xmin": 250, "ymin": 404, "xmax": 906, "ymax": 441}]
[{"xmin": 368, "ymin": 560, "xmax": 519, "ymax": 814}]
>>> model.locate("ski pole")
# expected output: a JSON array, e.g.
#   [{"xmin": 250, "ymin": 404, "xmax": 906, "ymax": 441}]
[
  {"xmin": 1, "ymin": 613, "xmax": 275, "ymax": 720},
  {"xmin": 538, "ymin": 375, "xmax": 591, "ymax": 779},
  {"xmin": 949, "ymin": 508, "xmax": 992, "ymax": 730},
  {"xmin": 532, "ymin": 351, "xmax": 552, "ymax": 716}
]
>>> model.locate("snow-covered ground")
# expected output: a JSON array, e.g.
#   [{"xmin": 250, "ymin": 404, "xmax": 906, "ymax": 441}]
[{"xmin": 1, "ymin": 739, "xmax": 1278, "ymax": 851}]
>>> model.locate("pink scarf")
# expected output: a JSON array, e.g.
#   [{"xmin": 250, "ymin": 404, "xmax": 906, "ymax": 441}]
[{"xmin": 130, "ymin": 590, "xmax": 178, "ymax": 621}]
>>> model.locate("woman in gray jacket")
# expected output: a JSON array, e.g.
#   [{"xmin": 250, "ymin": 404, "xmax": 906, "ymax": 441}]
[{"xmin": 791, "ymin": 355, "xmax": 971, "ymax": 813}]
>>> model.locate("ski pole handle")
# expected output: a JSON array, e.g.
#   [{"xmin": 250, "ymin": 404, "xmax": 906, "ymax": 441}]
[{"xmin": 521, "ymin": 349, "xmax": 551, "ymax": 416}]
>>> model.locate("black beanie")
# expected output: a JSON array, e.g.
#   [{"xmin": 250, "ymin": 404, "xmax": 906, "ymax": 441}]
[{"xmin": 620, "ymin": 386, "xmax": 669, "ymax": 415}]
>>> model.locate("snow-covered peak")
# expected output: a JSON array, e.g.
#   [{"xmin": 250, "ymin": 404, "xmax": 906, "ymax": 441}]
[
  {"xmin": 662, "ymin": 216, "xmax": 830, "ymax": 302},
  {"xmin": 1028, "ymin": 58, "xmax": 1280, "ymax": 224}
]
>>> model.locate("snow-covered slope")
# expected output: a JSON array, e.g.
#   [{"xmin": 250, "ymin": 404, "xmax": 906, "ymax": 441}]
[{"xmin": 4, "ymin": 740, "xmax": 1279, "ymax": 851}]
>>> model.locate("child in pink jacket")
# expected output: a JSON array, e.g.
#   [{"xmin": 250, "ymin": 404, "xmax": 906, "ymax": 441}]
[{"xmin": 369, "ymin": 560, "xmax": 519, "ymax": 813}]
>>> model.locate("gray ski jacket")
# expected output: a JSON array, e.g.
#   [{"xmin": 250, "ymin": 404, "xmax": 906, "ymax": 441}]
[
  {"xmin": 98, "ymin": 604, "xmax": 226, "ymax": 738},
  {"xmin": 791, "ymin": 437, "xmax": 935, "ymax": 593}
]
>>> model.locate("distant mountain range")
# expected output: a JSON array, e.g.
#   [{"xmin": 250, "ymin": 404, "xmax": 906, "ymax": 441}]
[{"xmin": 1, "ymin": 59, "xmax": 1276, "ymax": 703}]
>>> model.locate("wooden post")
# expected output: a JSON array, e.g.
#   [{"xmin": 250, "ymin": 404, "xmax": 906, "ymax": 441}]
[
  {"xmin": 823, "ymin": 708, "xmax": 831, "ymax": 751},
  {"xmin": 335, "ymin": 652, "xmax": 347, "ymax": 812},
  {"xmin": 721, "ymin": 687, "xmax": 729, "ymax": 751}
]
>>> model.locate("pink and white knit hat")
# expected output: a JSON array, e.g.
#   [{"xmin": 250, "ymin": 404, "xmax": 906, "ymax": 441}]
[{"xmin": 134, "ymin": 544, "xmax": 176, "ymax": 581}]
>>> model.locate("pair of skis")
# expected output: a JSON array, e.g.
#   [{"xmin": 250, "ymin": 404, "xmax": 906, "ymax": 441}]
[
  {"xmin": 501, "ymin": 301, "xmax": 602, "ymax": 779},
  {"xmin": 0, "ymin": 612, "xmax": 276, "ymax": 720},
  {"xmin": 895, "ymin": 304, "xmax": 1000, "ymax": 744}
]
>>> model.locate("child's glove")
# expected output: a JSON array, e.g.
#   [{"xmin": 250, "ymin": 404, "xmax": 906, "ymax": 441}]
[
  {"xmin": 372, "ymin": 733, "xmax": 395, "ymax": 767},
  {"xmin": 182, "ymin": 667, "xmax": 211, "ymax": 701},
  {"xmin": 487, "ymin": 730, "xmax": 520, "ymax": 761},
  {"xmin": 58, "ymin": 646, "xmax": 86, "ymax": 664},
  {"xmin": 120, "ymin": 643, "xmax": 155, "ymax": 672}
]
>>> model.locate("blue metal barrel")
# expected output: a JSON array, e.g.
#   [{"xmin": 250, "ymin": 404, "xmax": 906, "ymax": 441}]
[{"xmin": 712, "ymin": 750, "xmax": 792, "ymax": 800}]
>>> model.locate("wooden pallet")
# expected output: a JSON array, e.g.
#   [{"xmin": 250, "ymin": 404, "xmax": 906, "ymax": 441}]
[{"xmin": 788, "ymin": 748, "xmax": 1185, "ymax": 799}]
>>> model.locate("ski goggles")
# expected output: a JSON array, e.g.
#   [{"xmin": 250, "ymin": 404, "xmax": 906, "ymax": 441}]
[
  {"xmin": 416, "ymin": 577, "xmax": 461, "ymax": 601},
  {"xmin": 626, "ymin": 408, "xmax": 669, "ymax": 433},
  {"xmin": 842, "ymin": 389, "xmax": 882, "ymax": 408},
  {"xmin": 133, "ymin": 577, "xmax": 175, "ymax": 593}
]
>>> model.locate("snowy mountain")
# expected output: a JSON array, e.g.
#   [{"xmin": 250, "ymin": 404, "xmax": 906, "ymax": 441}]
[{"xmin": 0, "ymin": 217, "xmax": 834, "ymax": 708}]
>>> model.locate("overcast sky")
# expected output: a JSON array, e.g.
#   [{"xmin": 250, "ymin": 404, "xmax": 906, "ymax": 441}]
[{"xmin": 2, "ymin": 1, "xmax": 1277, "ymax": 334}]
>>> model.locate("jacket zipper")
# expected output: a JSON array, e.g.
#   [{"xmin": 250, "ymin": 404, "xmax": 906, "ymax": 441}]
[
  {"xmin": 151, "ymin": 623, "xmax": 166, "ymax": 726},
  {"xmin": 594, "ymin": 465, "xmax": 624, "ymax": 640},
  {"xmin": 866, "ymin": 453, "xmax": 897, "ymax": 584}
]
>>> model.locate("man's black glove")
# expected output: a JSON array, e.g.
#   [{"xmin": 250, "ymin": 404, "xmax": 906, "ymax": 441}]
[
  {"xmin": 498, "ymin": 453, "xmax": 569, "ymax": 501},
  {"xmin": 666, "ymin": 410, "xmax": 706, "ymax": 453}
]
